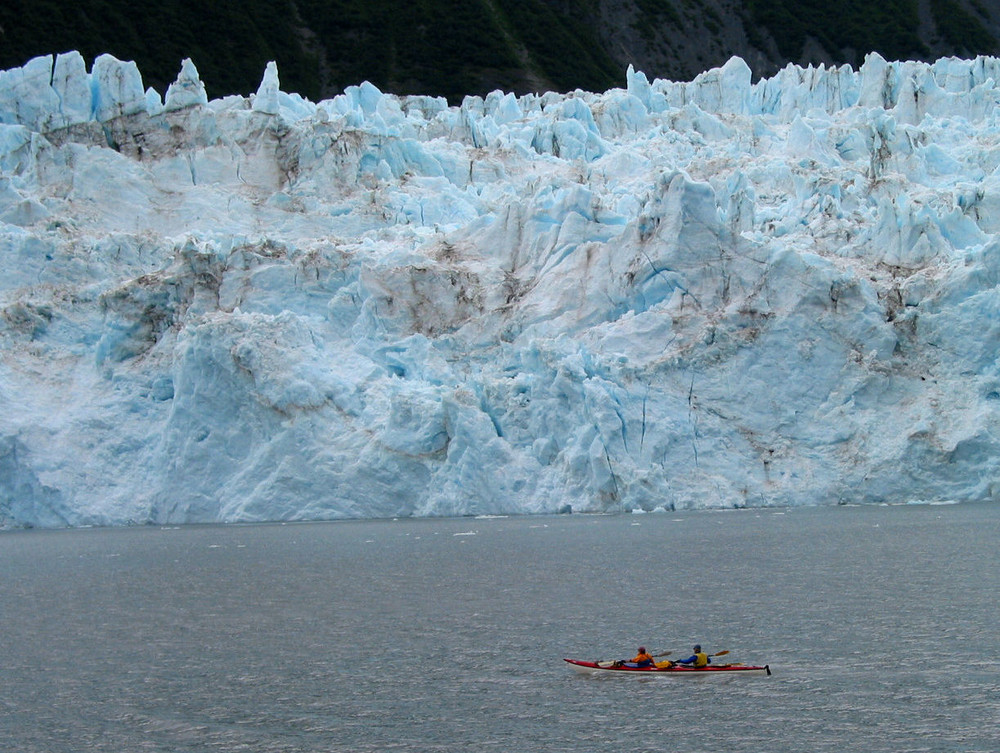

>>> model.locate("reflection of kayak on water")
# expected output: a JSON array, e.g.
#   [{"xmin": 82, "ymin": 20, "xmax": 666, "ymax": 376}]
[{"xmin": 564, "ymin": 658, "xmax": 772, "ymax": 676}]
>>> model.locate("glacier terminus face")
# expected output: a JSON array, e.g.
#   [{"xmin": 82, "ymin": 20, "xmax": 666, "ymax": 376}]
[{"xmin": 1, "ymin": 51, "xmax": 999, "ymax": 526}]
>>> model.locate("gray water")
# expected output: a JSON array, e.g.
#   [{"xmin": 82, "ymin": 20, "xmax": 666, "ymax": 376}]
[{"xmin": 1, "ymin": 503, "xmax": 998, "ymax": 753}]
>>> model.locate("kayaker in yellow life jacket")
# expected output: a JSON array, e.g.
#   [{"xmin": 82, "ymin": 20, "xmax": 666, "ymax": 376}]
[
  {"xmin": 628, "ymin": 647, "xmax": 655, "ymax": 667},
  {"xmin": 676, "ymin": 644, "xmax": 710, "ymax": 667}
]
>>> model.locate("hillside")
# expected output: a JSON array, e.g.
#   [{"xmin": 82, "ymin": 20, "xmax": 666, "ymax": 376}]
[{"xmin": 2, "ymin": 0, "xmax": 1000, "ymax": 101}]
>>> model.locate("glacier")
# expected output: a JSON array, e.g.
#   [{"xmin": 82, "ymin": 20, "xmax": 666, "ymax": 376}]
[{"xmin": 1, "ymin": 50, "xmax": 999, "ymax": 527}]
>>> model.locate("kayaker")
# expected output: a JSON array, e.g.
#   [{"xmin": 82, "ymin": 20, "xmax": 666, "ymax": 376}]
[
  {"xmin": 627, "ymin": 647, "xmax": 655, "ymax": 667},
  {"xmin": 676, "ymin": 644, "xmax": 710, "ymax": 667}
]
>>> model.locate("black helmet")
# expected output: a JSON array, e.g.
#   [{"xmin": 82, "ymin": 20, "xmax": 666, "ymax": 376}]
[{"xmin": 694, "ymin": 644, "xmax": 701, "ymax": 652}]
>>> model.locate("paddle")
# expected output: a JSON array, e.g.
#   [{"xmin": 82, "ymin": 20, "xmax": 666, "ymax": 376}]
[{"xmin": 671, "ymin": 649, "xmax": 730, "ymax": 667}]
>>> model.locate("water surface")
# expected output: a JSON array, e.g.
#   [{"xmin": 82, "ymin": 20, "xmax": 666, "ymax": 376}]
[{"xmin": 1, "ymin": 503, "xmax": 998, "ymax": 752}]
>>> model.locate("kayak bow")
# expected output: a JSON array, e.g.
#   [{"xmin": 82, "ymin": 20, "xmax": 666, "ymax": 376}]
[{"xmin": 564, "ymin": 658, "xmax": 771, "ymax": 676}]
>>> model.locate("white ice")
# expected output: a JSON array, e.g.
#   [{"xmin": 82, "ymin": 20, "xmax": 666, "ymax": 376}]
[{"xmin": 1, "ymin": 51, "xmax": 999, "ymax": 527}]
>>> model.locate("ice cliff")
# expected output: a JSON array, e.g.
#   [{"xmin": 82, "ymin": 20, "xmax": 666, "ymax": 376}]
[{"xmin": 1, "ymin": 51, "xmax": 999, "ymax": 527}]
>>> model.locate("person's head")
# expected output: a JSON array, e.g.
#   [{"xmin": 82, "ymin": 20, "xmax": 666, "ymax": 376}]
[
  {"xmin": 693, "ymin": 644, "xmax": 701, "ymax": 653},
  {"xmin": 638, "ymin": 647, "xmax": 646, "ymax": 654}
]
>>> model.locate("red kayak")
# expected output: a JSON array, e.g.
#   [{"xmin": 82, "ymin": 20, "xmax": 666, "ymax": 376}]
[{"xmin": 564, "ymin": 658, "xmax": 771, "ymax": 676}]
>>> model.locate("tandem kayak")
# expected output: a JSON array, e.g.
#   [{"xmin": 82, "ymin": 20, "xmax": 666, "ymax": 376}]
[{"xmin": 564, "ymin": 658, "xmax": 771, "ymax": 676}]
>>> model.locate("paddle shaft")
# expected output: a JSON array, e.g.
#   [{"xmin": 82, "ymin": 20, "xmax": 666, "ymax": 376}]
[
  {"xmin": 671, "ymin": 649, "xmax": 730, "ymax": 666},
  {"xmin": 595, "ymin": 649, "xmax": 725, "ymax": 664}
]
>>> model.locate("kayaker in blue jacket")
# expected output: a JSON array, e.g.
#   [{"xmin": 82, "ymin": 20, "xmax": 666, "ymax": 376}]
[{"xmin": 676, "ymin": 645, "xmax": 710, "ymax": 667}]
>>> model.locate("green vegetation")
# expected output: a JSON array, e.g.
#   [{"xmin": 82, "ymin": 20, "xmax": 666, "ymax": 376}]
[
  {"xmin": 0, "ymin": 0, "xmax": 619, "ymax": 103},
  {"xmin": 494, "ymin": 0, "xmax": 621, "ymax": 94},
  {"xmin": 703, "ymin": 6, "xmax": 724, "ymax": 35},
  {"xmin": 1, "ymin": 0, "xmax": 998, "ymax": 103},
  {"xmin": 745, "ymin": 0, "xmax": 929, "ymax": 65},
  {"xmin": 930, "ymin": 0, "xmax": 997, "ymax": 55},
  {"xmin": 298, "ymin": 0, "xmax": 619, "ymax": 101},
  {"xmin": 635, "ymin": 0, "xmax": 683, "ymax": 28},
  {"xmin": 0, "ymin": 0, "xmax": 317, "ymax": 99},
  {"xmin": 296, "ymin": 0, "xmax": 522, "ymax": 102},
  {"xmin": 632, "ymin": 0, "xmax": 683, "ymax": 42}
]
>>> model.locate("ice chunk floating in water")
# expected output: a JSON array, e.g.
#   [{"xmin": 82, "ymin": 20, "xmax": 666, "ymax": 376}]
[{"xmin": 1, "ymin": 51, "xmax": 1000, "ymax": 527}]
